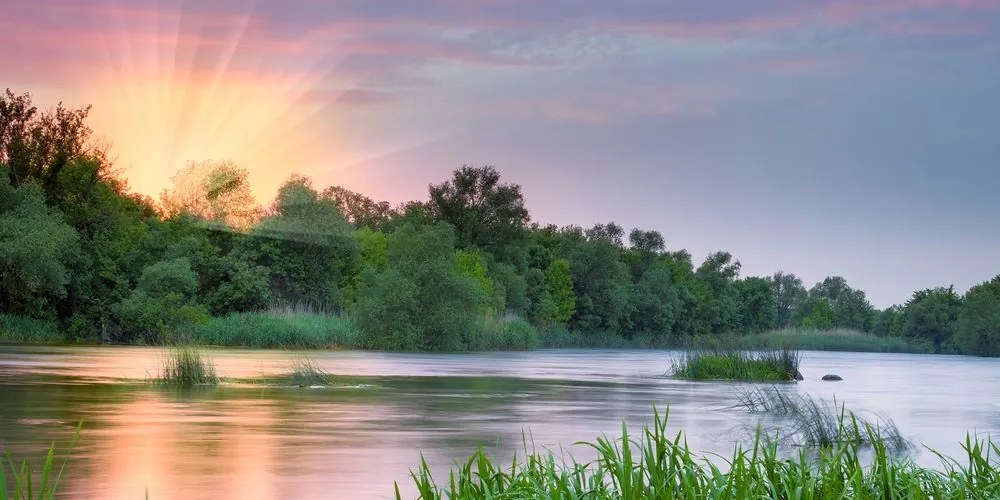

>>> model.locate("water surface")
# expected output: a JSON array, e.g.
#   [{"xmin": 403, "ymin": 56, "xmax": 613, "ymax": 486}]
[{"xmin": 1, "ymin": 347, "xmax": 997, "ymax": 499}]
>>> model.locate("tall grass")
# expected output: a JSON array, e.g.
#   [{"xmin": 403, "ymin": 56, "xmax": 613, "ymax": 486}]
[
  {"xmin": 195, "ymin": 310, "xmax": 362, "ymax": 349},
  {"xmin": 672, "ymin": 346, "xmax": 801, "ymax": 381},
  {"xmin": 741, "ymin": 328, "xmax": 929, "ymax": 354},
  {"xmin": 463, "ymin": 317, "xmax": 540, "ymax": 351},
  {"xmin": 737, "ymin": 387, "xmax": 910, "ymax": 451},
  {"xmin": 284, "ymin": 358, "xmax": 334, "ymax": 387},
  {"xmin": 399, "ymin": 408, "xmax": 1000, "ymax": 499},
  {"xmin": 2, "ymin": 422, "xmax": 81, "ymax": 500},
  {"xmin": 158, "ymin": 347, "xmax": 218, "ymax": 385},
  {"xmin": 0, "ymin": 315, "xmax": 63, "ymax": 344}
]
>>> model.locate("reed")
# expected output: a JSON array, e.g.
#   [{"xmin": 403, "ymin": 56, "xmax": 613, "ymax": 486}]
[
  {"xmin": 398, "ymin": 408, "xmax": 1000, "ymax": 499},
  {"xmin": 672, "ymin": 346, "xmax": 801, "ymax": 381},
  {"xmin": 158, "ymin": 346, "xmax": 218, "ymax": 385},
  {"xmin": 1, "ymin": 422, "xmax": 81, "ymax": 500}
]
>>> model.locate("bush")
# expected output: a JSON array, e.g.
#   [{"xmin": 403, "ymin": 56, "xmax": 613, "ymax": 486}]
[
  {"xmin": 195, "ymin": 310, "xmax": 361, "ymax": 349},
  {"xmin": 956, "ymin": 276, "xmax": 1000, "ymax": 357}
]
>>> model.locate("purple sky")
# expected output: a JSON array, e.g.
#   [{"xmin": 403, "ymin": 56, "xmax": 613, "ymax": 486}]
[{"xmin": 3, "ymin": 0, "xmax": 999, "ymax": 306}]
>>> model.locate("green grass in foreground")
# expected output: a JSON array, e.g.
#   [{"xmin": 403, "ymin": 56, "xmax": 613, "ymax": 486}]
[
  {"xmin": 1, "ymin": 422, "xmax": 81, "ymax": 500},
  {"xmin": 194, "ymin": 310, "xmax": 363, "ymax": 349},
  {"xmin": 399, "ymin": 408, "xmax": 1000, "ymax": 499},
  {"xmin": 672, "ymin": 347, "xmax": 801, "ymax": 381},
  {"xmin": 158, "ymin": 347, "xmax": 218, "ymax": 385}
]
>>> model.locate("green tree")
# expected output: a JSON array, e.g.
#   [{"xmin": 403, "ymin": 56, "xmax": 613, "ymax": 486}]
[
  {"xmin": 955, "ymin": 276, "xmax": 1000, "ymax": 357},
  {"xmin": 243, "ymin": 175, "xmax": 359, "ymax": 310},
  {"xmin": 900, "ymin": 287, "xmax": 962, "ymax": 352},
  {"xmin": 322, "ymin": 185, "xmax": 395, "ymax": 230},
  {"xmin": 629, "ymin": 263, "xmax": 679, "ymax": 337},
  {"xmin": 768, "ymin": 272, "xmax": 806, "ymax": 329},
  {"xmin": 871, "ymin": 305, "xmax": 904, "ymax": 337},
  {"xmin": 566, "ymin": 239, "xmax": 631, "ymax": 334},
  {"xmin": 690, "ymin": 251, "xmax": 741, "ymax": 335},
  {"xmin": 545, "ymin": 258, "xmax": 576, "ymax": 325},
  {"xmin": 356, "ymin": 223, "xmax": 484, "ymax": 350},
  {"xmin": 800, "ymin": 276, "xmax": 873, "ymax": 331},
  {"xmin": 428, "ymin": 166, "xmax": 529, "ymax": 252},
  {"xmin": 734, "ymin": 277, "xmax": 777, "ymax": 334},
  {"xmin": 0, "ymin": 174, "xmax": 79, "ymax": 315},
  {"xmin": 112, "ymin": 257, "xmax": 209, "ymax": 343}
]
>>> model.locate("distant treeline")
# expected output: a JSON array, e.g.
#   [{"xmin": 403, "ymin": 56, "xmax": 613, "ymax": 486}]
[{"xmin": 1, "ymin": 89, "xmax": 998, "ymax": 355}]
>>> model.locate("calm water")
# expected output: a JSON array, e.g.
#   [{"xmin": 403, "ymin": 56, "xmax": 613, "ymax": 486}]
[{"xmin": 1, "ymin": 346, "xmax": 998, "ymax": 499}]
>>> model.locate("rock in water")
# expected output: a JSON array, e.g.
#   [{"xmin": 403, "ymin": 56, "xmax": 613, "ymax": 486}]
[
  {"xmin": 793, "ymin": 370, "xmax": 804, "ymax": 381},
  {"xmin": 821, "ymin": 374, "xmax": 843, "ymax": 381}
]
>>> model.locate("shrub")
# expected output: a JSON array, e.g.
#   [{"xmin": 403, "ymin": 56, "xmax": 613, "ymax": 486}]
[
  {"xmin": 195, "ymin": 310, "xmax": 361, "ymax": 349},
  {"xmin": 0, "ymin": 314, "xmax": 63, "ymax": 343}
]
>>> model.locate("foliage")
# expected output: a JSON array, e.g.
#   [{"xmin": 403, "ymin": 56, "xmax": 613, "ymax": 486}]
[
  {"xmin": 671, "ymin": 346, "xmax": 800, "ymax": 381},
  {"xmin": 427, "ymin": 165, "xmax": 529, "ymax": 252},
  {"xmin": 464, "ymin": 316, "xmax": 540, "ymax": 351},
  {"xmin": 356, "ymin": 223, "xmax": 484, "ymax": 351},
  {"xmin": 399, "ymin": 408, "xmax": 1000, "ymax": 499},
  {"xmin": 956, "ymin": 275, "xmax": 1000, "ymax": 357},
  {"xmin": 111, "ymin": 258, "xmax": 209, "ymax": 344},
  {"xmin": 243, "ymin": 175, "xmax": 359, "ymax": 311},
  {"xmin": 0, "ymin": 175, "xmax": 79, "ymax": 314},
  {"xmin": 284, "ymin": 358, "xmax": 335, "ymax": 387},
  {"xmin": 3, "ymin": 88, "xmax": 999, "ymax": 355},
  {"xmin": 899, "ymin": 286, "xmax": 963, "ymax": 353}
]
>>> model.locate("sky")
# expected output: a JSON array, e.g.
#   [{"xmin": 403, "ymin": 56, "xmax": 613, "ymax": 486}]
[{"xmin": 3, "ymin": 0, "xmax": 999, "ymax": 307}]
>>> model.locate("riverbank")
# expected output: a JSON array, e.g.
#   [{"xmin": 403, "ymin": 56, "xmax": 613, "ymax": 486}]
[{"xmin": 0, "ymin": 313, "xmax": 930, "ymax": 354}]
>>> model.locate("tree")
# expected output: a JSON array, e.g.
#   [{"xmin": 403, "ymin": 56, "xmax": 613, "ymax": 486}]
[
  {"xmin": 956, "ymin": 276, "xmax": 1000, "ymax": 357},
  {"xmin": 734, "ymin": 277, "xmax": 777, "ymax": 334},
  {"xmin": 626, "ymin": 228, "xmax": 665, "ymax": 281},
  {"xmin": 1, "ymin": 89, "xmax": 106, "ymax": 193},
  {"xmin": 243, "ymin": 175, "xmax": 358, "ymax": 310},
  {"xmin": 428, "ymin": 165, "xmax": 529, "ymax": 251},
  {"xmin": 160, "ymin": 160, "xmax": 260, "ymax": 230},
  {"xmin": 871, "ymin": 306, "xmax": 904, "ymax": 337},
  {"xmin": 322, "ymin": 186, "xmax": 395, "ymax": 230},
  {"xmin": 566, "ymin": 239, "xmax": 631, "ymax": 334},
  {"xmin": 111, "ymin": 257, "xmax": 209, "ymax": 343},
  {"xmin": 691, "ymin": 251, "xmax": 741, "ymax": 335},
  {"xmin": 545, "ymin": 259, "xmax": 576, "ymax": 325},
  {"xmin": 800, "ymin": 276, "xmax": 873, "ymax": 331},
  {"xmin": 768, "ymin": 272, "xmax": 806, "ymax": 329},
  {"xmin": 356, "ymin": 223, "xmax": 484, "ymax": 350},
  {"xmin": 629, "ymin": 262, "xmax": 680, "ymax": 337},
  {"xmin": 0, "ymin": 174, "xmax": 79, "ymax": 314},
  {"xmin": 586, "ymin": 222, "xmax": 625, "ymax": 247},
  {"xmin": 900, "ymin": 287, "xmax": 962, "ymax": 352}
]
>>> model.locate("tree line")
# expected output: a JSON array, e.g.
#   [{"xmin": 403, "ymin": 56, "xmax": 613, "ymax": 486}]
[{"xmin": 1, "ymin": 89, "xmax": 998, "ymax": 354}]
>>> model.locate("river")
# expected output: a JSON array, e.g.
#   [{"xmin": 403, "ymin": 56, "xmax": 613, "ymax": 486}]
[{"xmin": 1, "ymin": 346, "xmax": 998, "ymax": 499}]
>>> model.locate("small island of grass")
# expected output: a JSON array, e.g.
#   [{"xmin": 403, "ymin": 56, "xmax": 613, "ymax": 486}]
[{"xmin": 671, "ymin": 346, "xmax": 801, "ymax": 382}]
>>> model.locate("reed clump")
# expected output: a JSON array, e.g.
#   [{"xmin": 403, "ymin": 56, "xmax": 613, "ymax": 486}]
[
  {"xmin": 672, "ymin": 346, "xmax": 801, "ymax": 381},
  {"xmin": 284, "ymin": 358, "xmax": 334, "ymax": 387},
  {"xmin": 158, "ymin": 346, "xmax": 218, "ymax": 385}
]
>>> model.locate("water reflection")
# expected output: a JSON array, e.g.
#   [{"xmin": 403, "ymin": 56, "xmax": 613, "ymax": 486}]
[{"xmin": 1, "ymin": 347, "xmax": 998, "ymax": 499}]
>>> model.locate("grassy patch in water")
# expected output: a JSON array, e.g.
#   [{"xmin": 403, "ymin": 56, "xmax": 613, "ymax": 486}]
[
  {"xmin": 672, "ymin": 346, "xmax": 800, "ymax": 381},
  {"xmin": 158, "ymin": 347, "xmax": 218, "ymax": 385},
  {"xmin": 281, "ymin": 358, "xmax": 335, "ymax": 387},
  {"xmin": 194, "ymin": 310, "xmax": 362, "ymax": 349},
  {"xmin": 399, "ymin": 408, "xmax": 1000, "ymax": 499}
]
